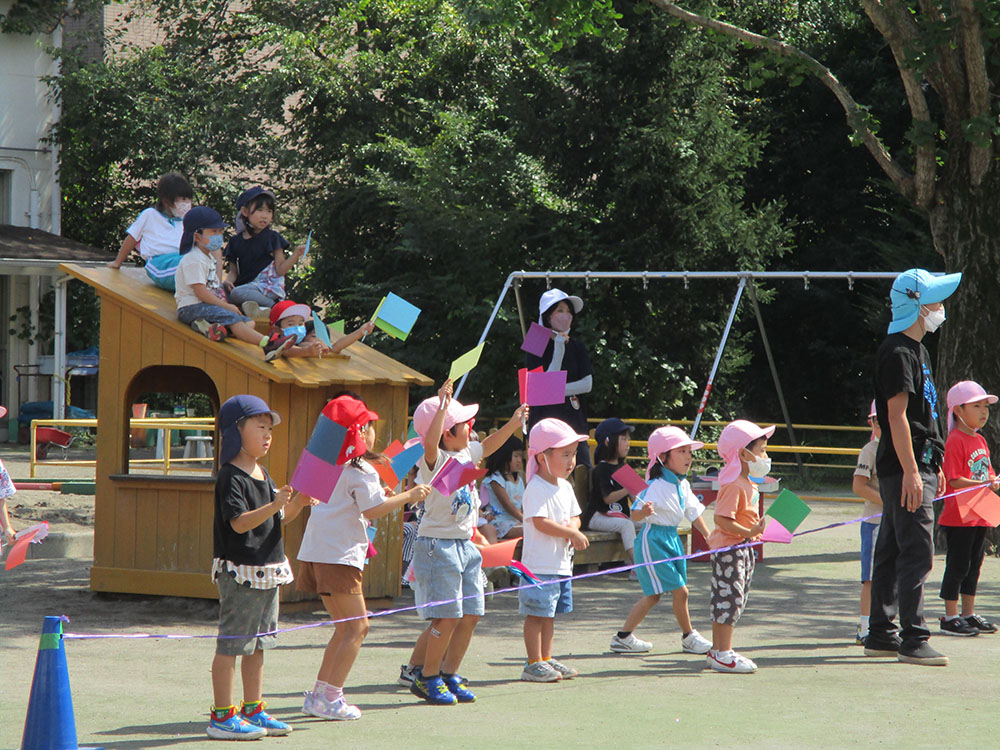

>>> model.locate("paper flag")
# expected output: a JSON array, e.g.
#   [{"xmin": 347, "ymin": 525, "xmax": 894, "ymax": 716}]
[
  {"xmin": 518, "ymin": 368, "xmax": 568, "ymax": 406},
  {"xmin": 383, "ymin": 440, "xmax": 404, "ymax": 459},
  {"xmin": 365, "ymin": 525, "xmax": 378, "ymax": 560},
  {"xmin": 479, "ymin": 538, "xmax": 521, "ymax": 568},
  {"xmin": 290, "ymin": 450, "xmax": 344, "ymax": 503},
  {"xmin": 449, "ymin": 342, "xmax": 485, "ymax": 382},
  {"xmin": 521, "ymin": 322, "xmax": 552, "ymax": 357},
  {"xmin": 518, "ymin": 366, "xmax": 541, "ymax": 404},
  {"xmin": 431, "ymin": 458, "xmax": 463, "ymax": 495},
  {"xmin": 611, "ymin": 464, "xmax": 649, "ymax": 497},
  {"xmin": 372, "ymin": 292, "xmax": 421, "ymax": 341},
  {"xmin": 5, "ymin": 522, "xmax": 49, "ymax": 571},
  {"xmin": 458, "ymin": 464, "xmax": 488, "ymax": 488},
  {"xmin": 392, "ymin": 442, "xmax": 425, "ymax": 482},
  {"xmin": 312, "ymin": 311, "xmax": 332, "ymax": 348},
  {"xmin": 966, "ymin": 487, "xmax": 1000, "ymax": 527},
  {"xmin": 372, "ymin": 441, "xmax": 426, "ymax": 488},
  {"xmin": 331, "ymin": 319, "xmax": 346, "ymax": 336},
  {"xmin": 509, "ymin": 560, "xmax": 543, "ymax": 586},
  {"xmin": 305, "ymin": 414, "xmax": 348, "ymax": 465},
  {"xmin": 406, "ymin": 421, "xmax": 418, "ymax": 441},
  {"xmin": 304, "ymin": 229, "xmax": 312, "ymax": 256},
  {"xmin": 760, "ymin": 518, "xmax": 793, "ymax": 544},
  {"xmin": 765, "ymin": 489, "xmax": 812, "ymax": 533}
]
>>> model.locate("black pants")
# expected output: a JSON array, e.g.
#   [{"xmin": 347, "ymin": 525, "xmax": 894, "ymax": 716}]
[
  {"xmin": 939, "ymin": 525, "xmax": 988, "ymax": 602},
  {"xmin": 869, "ymin": 469, "xmax": 936, "ymax": 647}
]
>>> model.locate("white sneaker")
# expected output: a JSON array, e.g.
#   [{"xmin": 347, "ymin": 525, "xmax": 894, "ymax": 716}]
[
  {"xmin": 610, "ymin": 633, "xmax": 653, "ymax": 653},
  {"xmin": 681, "ymin": 629, "xmax": 712, "ymax": 654},
  {"xmin": 302, "ymin": 690, "xmax": 361, "ymax": 720},
  {"xmin": 706, "ymin": 649, "xmax": 757, "ymax": 674},
  {"xmin": 521, "ymin": 661, "xmax": 562, "ymax": 682}
]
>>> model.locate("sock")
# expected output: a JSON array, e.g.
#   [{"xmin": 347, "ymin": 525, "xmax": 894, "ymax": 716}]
[
  {"xmin": 212, "ymin": 705, "xmax": 236, "ymax": 720},
  {"xmin": 528, "ymin": 659, "xmax": 543, "ymax": 665},
  {"xmin": 944, "ymin": 614, "xmax": 960, "ymax": 622},
  {"xmin": 682, "ymin": 631, "xmax": 692, "ymax": 638},
  {"xmin": 259, "ymin": 336, "xmax": 268, "ymax": 347},
  {"xmin": 858, "ymin": 615, "xmax": 870, "ymax": 635},
  {"xmin": 323, "ymin": 684, "xmax": 344, "ymax": 702},
  {"xmin": 313, "ymin": 680, "xmax": 329, "ymax": 696},
  {"xmin": 241, "ymin": 700, "xmax": 261, "ymax": 715},
  {"xmin": 617, "ymin": 631, "xmax": 632, "ymax": 639}
]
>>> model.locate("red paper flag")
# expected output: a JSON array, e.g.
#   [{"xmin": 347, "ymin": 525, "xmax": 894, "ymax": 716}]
[
  {"xmin": 611, "ymin": 464, "xmax": 649, "ymax": 497},
  {"xmin": 955, "ymin": 486, "xmax": 992, "ymax": 523},
  {"xmin": 5, "ymin": 522, "xmax": 49, "ymax": 571},
  {"xmin": 967, "ymin": 487, "xmax": 1000, "ymax": 527},
  {"xmin": 479, "ymin": 537, "xmax": 521, "ymax": 568}
]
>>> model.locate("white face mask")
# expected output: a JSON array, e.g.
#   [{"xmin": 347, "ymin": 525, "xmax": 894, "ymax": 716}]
[
  {"xmin": 746, "ymin": 454, "xmax": 771, "ymax": 480},
  {"xmin": 172, "ymin": 200, "xmax": 192, "ymax": 218},
  {"xmin": 922, "ymin": 305, "xmax": 946, "ymax": 333}
]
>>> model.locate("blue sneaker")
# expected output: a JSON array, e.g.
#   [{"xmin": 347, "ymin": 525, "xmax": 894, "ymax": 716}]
[
  {"xmin": 442, "ymin": 673, "xmax": 476, "ymax": 703},
  {"xmin": 240, "ymin": 701, "xmax": 292, "ymax": 736},
  {"xmin": 206, "ymin": 705, "xmax": 267, "ymax": 740},
  {"xmin": 409, "ymin": 670, "xmax": 457, "ymax": 705}
]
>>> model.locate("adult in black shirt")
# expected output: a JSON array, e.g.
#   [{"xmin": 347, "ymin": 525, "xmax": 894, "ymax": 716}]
[{"xmin": 866, "ymin": 268, "xmax": 961, "ymax": 667}]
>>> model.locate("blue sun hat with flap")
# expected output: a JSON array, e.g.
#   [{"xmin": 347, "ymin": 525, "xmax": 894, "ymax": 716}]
[
  {"xmin": 887, "ymin": 268, "xmax": 962, "ymax": 334},
  {"xmin": 218, "ymin": 395, "xmax": 281, "ymax": 465}
]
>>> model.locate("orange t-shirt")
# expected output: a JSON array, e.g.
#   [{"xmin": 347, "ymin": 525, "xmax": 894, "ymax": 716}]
[{"xmin": 707, "ymin": 476, "xmax": 760, "ymax": 549}]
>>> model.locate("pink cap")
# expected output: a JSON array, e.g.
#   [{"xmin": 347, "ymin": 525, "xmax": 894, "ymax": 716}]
[
  {"xmin": 868, "ymin": 400, "xmax": 877, "ymax": 419},
  {"xmin": 412, "ymin": 395, "xmax": 479, "ymax": 438},
  {"xmin": 0, "ymin": 405, "xmax": 6, "ymax": 419},
  {"xmin": 526, "ymin": 418, "xmax": 587, "ymax": 482},
  {"xmin": 646, "ymin": 426, "xmax": 704, "ymax": 480},
  {"xmin": 717, "ymin": 420, "xmax": 776, "ymax": 485},
  {"xmin": 946, "ymin": 381, "xmax": 998, "ymax": 432}
]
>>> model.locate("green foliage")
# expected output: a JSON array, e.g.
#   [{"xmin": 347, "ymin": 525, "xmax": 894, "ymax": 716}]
[{"xmin": 0, "ymin": 0, "xmax": 101, "ymax": 34}]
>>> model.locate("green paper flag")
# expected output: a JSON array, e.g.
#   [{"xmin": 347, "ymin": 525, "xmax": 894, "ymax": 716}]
[
  {"xmin": 765, "ymin": 489, "xmax": 811, "ymax": 533},
  {"xmin": 330, "ymin": 319, "xmax": 345, "ymax": 336},
  {"xmin": 405, "ymin": 422, "xmax": 418, "ymax": 441},
  {"xmin": 448, "ymin": 343, "xmax": 485, "ymax": 382}
]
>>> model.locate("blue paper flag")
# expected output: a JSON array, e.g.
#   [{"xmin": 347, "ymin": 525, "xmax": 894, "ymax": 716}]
[
  {"xmin": 305, "ymin": 414, "xmax": 348, "ymax": 465},
  {"xmin": 391, "ymin": 442, "xmax": 425, "ymax": 481},
  {"xmin": 375, "ymin": 292, "xmax": 421, "ymax": 338}
]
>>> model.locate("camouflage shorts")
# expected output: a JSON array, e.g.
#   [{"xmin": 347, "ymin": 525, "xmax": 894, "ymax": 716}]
[{"xmin": 710, "ymin": 546, "xmax": 755, "ymax": 626}]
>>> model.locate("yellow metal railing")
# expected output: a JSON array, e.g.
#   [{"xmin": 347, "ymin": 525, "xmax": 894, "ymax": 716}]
[{"xmin": 30, "ymin": 417, "xmax": 216, "ymax": 477}]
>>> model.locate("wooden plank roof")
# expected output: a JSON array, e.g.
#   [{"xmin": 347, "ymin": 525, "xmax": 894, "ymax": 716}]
[{"xmin": 60, "ymin": 263, "xmax": 433, "ymax": 388}]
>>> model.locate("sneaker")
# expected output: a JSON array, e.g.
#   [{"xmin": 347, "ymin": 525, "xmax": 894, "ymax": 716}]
[
  {"xmin": 191, "ymin": 319, "xmax": 227, "ymax": 341},
  {"xmin": 302, "ymin": 690, "xmax": 361, "ymax": 720},
  {"xmin": 240, "ymin": 701, "xmax": 291, "ymax": 736},
  {"xmin": 610, "ymin": 633, "xmax": 652, "ymax": 653},
  {"xmin": 521, "ymin": 661, "xmax": 562, "ymax": 682},
  {"xmin": 397, "ymin": 664, "xmax": 417, "ymax": 687},
  {"xmin": 898, "ymin": 641, "xmax": 949, "ymax": 666},
  {"xmin": 940, "ymin": 616, "xmax": 979, "ymax": 637},
  {"xmin": 706, "ymin": 649, "xmax": 757, "ymax": 674},
  {"xmin": 442, "ymin": 673, "xmax": 476, "ymax": 703},
  {"xmin": 855, "ymin": 627, "xmax": 866, "ymax": 646},
  {"xmin": 863, "ymin": 631, "xmax": 902, "ymax": 657},
  {"xmin": 628, "ymin": 570, "xmax": 639, "ymax": 581},
  {"xmin": 263, "ymin": 333, "xmax": 295, "ymax": 362},
  {"xmin": 546, "ymin": 658, "xmax": 578, "ymax": 679},
  {"xmin": 963, "ymin": 614, "xmax": 998, "ymax": 634},
  {"xmin": 241, "ymin": 301, "xmax": 270, "ymax": 321},
  {"xmin": 681, "ymin": 630, "xmax": 712, "ymax": 655},
  {"xmin": 206, "ymin": 706, "xmax": 267, "ymax": 740},
  {"xmin": 410, "ymin": 671, "xmax": 457, "ymax": 705}
]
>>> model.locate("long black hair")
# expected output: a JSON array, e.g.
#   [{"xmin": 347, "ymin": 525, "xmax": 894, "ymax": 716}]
[{"xmin": 485, "ymin": 434, "xmax": 523, "ymax": 479}]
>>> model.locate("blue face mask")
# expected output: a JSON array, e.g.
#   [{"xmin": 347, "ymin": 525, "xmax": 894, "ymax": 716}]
[
  {"xmin": 282, "ymin": 325, "xmax": 307, "ymax": 344},
  {"xmin": 204, "ymin": 234, "xmax": 224, "ymax": 252}
]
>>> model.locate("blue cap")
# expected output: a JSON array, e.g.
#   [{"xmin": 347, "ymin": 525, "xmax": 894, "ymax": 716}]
[
  {"xmin": 594, "ymin": 417, "xmax": 633, "ymax": 448},
  {"xmin": 179, "ymin": 206, "xmax": 228, "ymax": 254},
  {"xmin": 234, "ymin": 186, "xmax": 275, "ymax": 234},
  {"xmin": 218, "ymin": 395, "xmax": 281, "ymax": 465},
  {"xmin": 888, "ymin": 268, "xmax": 962, "ymax": 334}
]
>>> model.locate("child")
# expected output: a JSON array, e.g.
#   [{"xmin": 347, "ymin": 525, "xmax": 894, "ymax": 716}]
[
  {"xmin": 174, "ymin": 206, "xmax": 294, "ymax": 361},
  {"xmin": 519, "ymin": 418, "xmax": 590, "ymax": 682},
  {"xmin": 297, "ymin": 394, "xmax": 431, "ymax": 720},
  {"xmin": 208, "ymin": 395, "xmax": 314, "ymax": 740},
  {"xmin": 585, "ymin": 417, "xmax": 639, "ymax": 572},
  {"xmin": 482, "ymin": 435, "xmax": 525, "ymax": 540},
  {"xmin": 0, "ymin": 405, "xmax": 16, "ymax": 547},
  {"xmin": 267, "ymin": 301, "xmax": 375, "ymax": 358},
  {"xmin": 852, "ymin": 400, "xmax": 882, "ymax": 645},
  {"xmin": 610, "ymin": 426, "xmax": 712, "ymax": 656},
  {"xmin": 937, "ymin": 381, "xmax": 1000, "ymax": 636},
  {"xmin": 705, "ymin": 419, "xmax": 773, "ymax": 674},
  {"xmin": 108, "ymin": 172, "xmax": 194, "ymax": 274},
  {"xmin": 407, "ymin": 378, "xmax": 526, "ymax": 704},
  {"xmin": 224, "ymin": 187, "xmax": 304, "ymax": 318}
]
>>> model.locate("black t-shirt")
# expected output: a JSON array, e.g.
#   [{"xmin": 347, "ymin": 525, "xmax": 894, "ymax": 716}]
[
  {"xmin": 525, "ymin": 336, "xmax": 593, "ymax": 435},
  {"xmin": 873, "ymin": 332, "xmax": 944, "ymax": 477},
  {"xmin": 224, "ymin": 229, "xmax": 290, "ymax": 286},
  {"xmin": 584, "ymin": 461, "xmax": 630, "ymax": 527},
  {"xmin": 213, "ymin": 463, "xmax": 285, "ymax": 565}
]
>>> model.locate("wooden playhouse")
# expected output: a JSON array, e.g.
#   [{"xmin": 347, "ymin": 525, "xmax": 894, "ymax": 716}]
[{"xmin": 61, "ymin": 263, "xmax": 432, "ymax": 601}]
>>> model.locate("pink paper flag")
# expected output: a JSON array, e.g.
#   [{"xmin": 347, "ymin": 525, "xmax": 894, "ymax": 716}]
[
  {"xmin": 5, "ymin": 522, "xmax": 49, "ymax": 570},
  {"xmin": 956, "ymin": 486, "xmax": 992, "ymax": 523},
  {"xmin": 430, "ymin": 457, "xmax": 463, "ymax": 494},
  {"xmin": 611, "ymin": 464, "xmax": 649, "ymax": 497},
  {"xmin": 761, "ymin": 519, "xmax": 793, "ymax": 544},
  {"xmin": 967, "ymin": 488, "xmax": 1000, "ymax": 527},
  {"xmin": 479, "ymin": 537, "xmax": 521, "ymax": 568},
  {"xmin": 518, "ymin": 366, "xmax": 542, "ymax": 405},
  {"xmin": 289, "ymin": 450, "xmax": 344, "ymax": 503},
  {"xmin": 521, "ymin": 322, "xmax": 552, "ymax": 357},
  {"xmin": 524, "ymin": 370, "xmax": 567, "ymax": 406}
]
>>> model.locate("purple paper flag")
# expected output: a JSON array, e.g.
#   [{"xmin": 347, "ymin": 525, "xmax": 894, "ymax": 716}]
[
  {"xmin": 761, "ymin": 518, "xmax": 793, "ymax": 544},
  {"xmin": 520, "ymin": 322, "xmax": 552, "ymax": 357},
  {"xmin": 290, "ymin": 450, "xmax": 344, "ymax": 503},
  {"xmin": 525, "ymin": 370, "xmax": 567, "ymax": 406},
  {"xmin": 430, "ymin": 458, "xmax": 464, "ymax": 495}
]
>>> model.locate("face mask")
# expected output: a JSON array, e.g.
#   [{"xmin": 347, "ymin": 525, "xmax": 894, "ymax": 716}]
[
  {"xmin": 922, "ymin": 305, "xmax": 946, "ymax": 333},
  {"xmin": 550, "ymin": 311, "xmax": 573, "ymax": 333},
  {"xmin": 282, "ymin": 325, "xmax": 307, "ymax": 344},
  {"xmin": 746, "ymin": 453, "xmax": 771, "ymax": 480},
  {"xmin": 204, "ymin": 234, "xmax": 224, "ymax": 252},
  {"xmin": 172, "ymin": 200, "xmax": 192, "ymax": 218}
]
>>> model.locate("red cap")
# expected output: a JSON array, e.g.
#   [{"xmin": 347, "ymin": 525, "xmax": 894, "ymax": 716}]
[
  {"xmin": 269, "ymin": 300, "xmax": 312, "ymax": 326},
  {"xmin": 322, "ymin": 395, "xmax": 379, "ymax": 464}
]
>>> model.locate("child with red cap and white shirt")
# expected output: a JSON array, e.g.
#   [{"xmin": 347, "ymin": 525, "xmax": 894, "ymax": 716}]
[
  {"xmin": 609, "ymin": 426, "xmax": 712, "ymax": 656},
  {"xmin": 706, "ymin": 419, "xmax": 774, "ymax": 674},
  {"xmin": 937, "ymin": 380, "xmax": 1000, "ymax": 637},
  {"xmin": 268, "ymin": 301, "xmax": 374, "ymax": 358},
  {"xmin": 519, "ymin": 418, "xmax": 591, "ymax": 683}
]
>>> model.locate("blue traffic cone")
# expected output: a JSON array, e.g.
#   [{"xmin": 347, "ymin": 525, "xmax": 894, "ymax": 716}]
[{"xmin": 21, "ymin": 616, "xmax": 102, "ymax": 750}]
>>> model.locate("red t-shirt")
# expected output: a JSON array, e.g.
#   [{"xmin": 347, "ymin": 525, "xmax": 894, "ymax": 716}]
[{"xmin": 939, "ymin": 428, "xmax": 994, "ymax": 527}]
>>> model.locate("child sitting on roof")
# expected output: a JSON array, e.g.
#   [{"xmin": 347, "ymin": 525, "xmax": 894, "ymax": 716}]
[{"xmin": 267, "ymin": 301, "xmax": 375, "ymax": 358}]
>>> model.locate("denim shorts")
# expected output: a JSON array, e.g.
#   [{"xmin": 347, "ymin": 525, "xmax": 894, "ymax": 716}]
[
  {"xmin": 216, "ymin": 573, "xmax": 279, "ymax": 656},
  {"xmin": 518, "ymin": 574, "xmax": 573, "ymax": 618},
  {"xmin": 412, "ymin": 537, "xmax": 485, "ymax": 619},
  {"xmin": 860, "ymin": 521, "xmax": 879, "ymax": 582},
  {"xmin": 177, "ymin": 302, "xmax": 251, "ymax": 328}
]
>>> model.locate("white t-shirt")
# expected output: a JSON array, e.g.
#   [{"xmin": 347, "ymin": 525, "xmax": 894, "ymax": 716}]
[
  {"xmin": 297, "ymin": 462, "xmax": 385, "ymax": 570},
  {"xmin": 521, "ymin": 475, "xmax": 582, "ymax": 576},
  {"xmin": 127, "ymin": 207, "xmax": 184, "ymax": 259},
  {"xmin": 417, "ymin": 441, "xmax": 483, "ymax": 539},
  {"xmin": 174, "ymin": 248, "xmax": 219, "ymax": 308},
  {"xmin": 854, "ymin": 438, "xmax": 881, "ymax": 522},
  {"xmin": 639, "ymin": 475, "xmax": 705, "ymax": 527}
]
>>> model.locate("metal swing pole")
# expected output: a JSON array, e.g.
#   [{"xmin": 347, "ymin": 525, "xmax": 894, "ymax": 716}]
[{"xmin": 690, "ymin": 276, "xmax": 747, "ymax": 439}]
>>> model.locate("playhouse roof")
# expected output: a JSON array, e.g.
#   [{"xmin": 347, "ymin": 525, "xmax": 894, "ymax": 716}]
[{"xmin": 60, "ymin": 263, "xmax": 433, "ymax": 388}]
